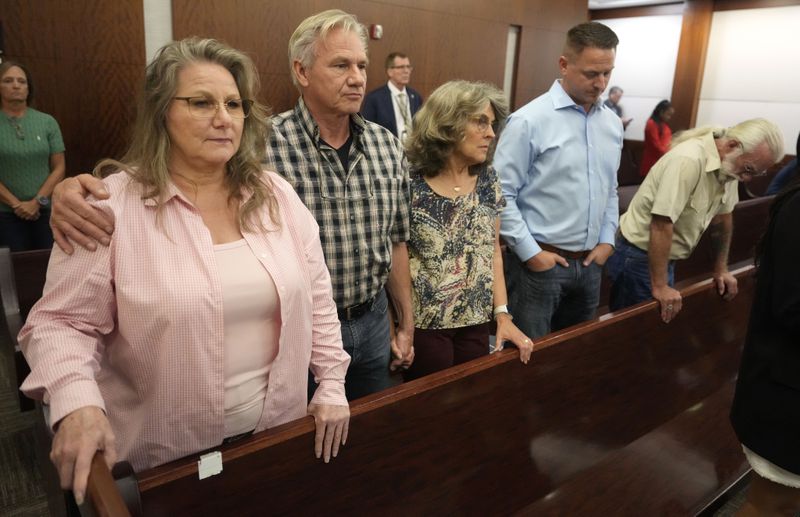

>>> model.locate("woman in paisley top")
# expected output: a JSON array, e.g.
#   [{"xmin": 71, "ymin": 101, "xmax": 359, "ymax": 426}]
[{"xmin": 402, "ymin": 80, "xmax": 533, "ymax": 381}]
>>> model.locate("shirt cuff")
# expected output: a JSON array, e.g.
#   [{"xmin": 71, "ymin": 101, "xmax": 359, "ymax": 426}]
[
  {"xmin": 48, "ymin": 379, "xmax": 106, "ymax": 431},
  {"xmin": 310, "ymin": 379, "xmax": 348, "ymax": 407},
  {"xmin": 512, "ymin": 235, "xmax": 542, "ymax": 263},
  {"xmin": 598, "ymin": 226, "xmax": 617, "ymax": 248}
]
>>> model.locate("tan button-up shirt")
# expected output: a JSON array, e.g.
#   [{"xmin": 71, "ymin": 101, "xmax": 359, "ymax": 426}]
[{"xmin": 620, "ymin": 132, "xmax": 738, "ymax": 260}]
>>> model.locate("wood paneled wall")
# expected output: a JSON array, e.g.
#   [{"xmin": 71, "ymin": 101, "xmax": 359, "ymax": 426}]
[
  {"xmin": 1, "ymin": 0, "xmax": 584, "ymax": 173},
  {"xmin": 0, "ymin": 0, "xmax": 145, "ymax": 174},
  {"xmin": 172, "ymin": 0, "xmax": 587, "ymax": 114}
]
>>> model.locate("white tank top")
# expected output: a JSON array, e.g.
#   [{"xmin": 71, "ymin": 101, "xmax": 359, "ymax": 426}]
[{"xmin": 214, "ymin": 239, "xmax": 281, "ymax": 437}]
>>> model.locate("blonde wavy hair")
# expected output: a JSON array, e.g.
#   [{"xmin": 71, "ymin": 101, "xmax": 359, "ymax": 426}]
[
  {"xmin": 405, "ymin": 80, "xmax": 508, "ymax": 177},
  {"xmin": 95, "ymin": 37, "xmax": 278, "ymax": 231}
]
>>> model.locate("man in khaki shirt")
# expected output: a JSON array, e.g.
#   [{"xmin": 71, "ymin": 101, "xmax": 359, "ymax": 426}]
[{"xmin": 606, "ymin": 118, "xmax": 784, "ymax": 322}]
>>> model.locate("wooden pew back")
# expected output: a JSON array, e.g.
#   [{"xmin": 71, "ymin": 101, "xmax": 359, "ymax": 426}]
[{"xmin": 98, "ymin": 267, "xmax": 754, "ymax": 516}]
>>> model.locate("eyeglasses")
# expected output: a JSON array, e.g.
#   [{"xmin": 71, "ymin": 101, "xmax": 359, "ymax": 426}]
[
  {"xmin": 389, "ymin": 65, "xmax": 413, "ymax": 71},
  {"xmin": 742, "ymin": 164, "xmax": 768, "ymax": 178},
  {"xmin": 470, "ymin": 115, "xmax": 499, "ymax": 134},
  {"xmin": 8, "ymin": 118, "xmax": 24, "ymax": 140},
  {"xmin": 172, "ymin": 97, "xmax": 253, "ymax": 119}
]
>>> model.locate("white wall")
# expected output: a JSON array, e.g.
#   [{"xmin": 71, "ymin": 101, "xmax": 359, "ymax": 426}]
[
  {"xmin": 598, "ymin": 15, "xmax": 683, "ymax": 141},
  {"xmin": 143, "ymin": 0, "xmax": 173, "ymax": 64},
  {"xmin": 697, "ymin": 5, "xmax": 800, "ymax": 154}
]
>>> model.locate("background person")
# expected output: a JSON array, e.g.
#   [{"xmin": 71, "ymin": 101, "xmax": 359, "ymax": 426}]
[
  {"xmin": 0, "ymin": 61, "xmax": 65, "ymax": 251},
  {"xmin": 640, "ymin": 100, "xmax": 674, "ymax": 177},
  {"xmin": 730, "ymin": 137, "xmax": 800, "ymax": 516},
  {"xmin": 19, "ymin": 37, "xmax": 350, "ymax": 505},
  {"xmin": 402, "ymin": 80, "xmax": 532, "ymax": 381},
  {"xmin": 361, "ymin": 52, "xmax": 423, "ymax": 139},
  {"xmin": 604, "ymin": 85, "xmax": 631, "ymax": 129}
]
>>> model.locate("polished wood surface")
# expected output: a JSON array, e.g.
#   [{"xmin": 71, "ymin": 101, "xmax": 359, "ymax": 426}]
[
  {"xmin": 0, "ymin": 0, "xmax": 145, "ymax": 174},
  {"xmin": 92, "ymin": 268, "xmax": 755, "ymax": 515},
  {"xmin": 87, "ymin": 452, "xmax": 132, "ymax": 517},
  {"xmin": 669, "ymin": 0, "xmax": 713, "ymax": 132}
]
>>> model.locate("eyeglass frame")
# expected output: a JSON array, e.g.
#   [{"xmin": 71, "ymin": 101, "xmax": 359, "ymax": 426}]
[
  {"xmin": 388, "ymin": 65, "xmax": 414, "ymax": 71},
  {"xmin": 736, "ymin": 142, "xmax": 769, "ymax": 178},
  {"xmin": 172, "ymin": 96, "xmax": 254, "ymax": 119},
  {"xmin": 469, "ymin": 114, "xmax": 499, "ymax": 134}
]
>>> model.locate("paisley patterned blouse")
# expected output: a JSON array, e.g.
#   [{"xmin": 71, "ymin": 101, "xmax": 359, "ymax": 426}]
[{"xmin": 409, "ymin": 165, "xmax": 506, "ymax": 329}]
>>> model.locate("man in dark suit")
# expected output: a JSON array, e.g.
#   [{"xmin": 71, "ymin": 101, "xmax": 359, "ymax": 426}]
[{"xmin": 361, "ymin": 52, "xmax": 423, "ymax": 139}]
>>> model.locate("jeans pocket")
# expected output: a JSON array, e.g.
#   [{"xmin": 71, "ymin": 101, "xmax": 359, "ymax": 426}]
[{"xmin": 371, "ymin": 289, "xmax": 389, "ymax": 315}]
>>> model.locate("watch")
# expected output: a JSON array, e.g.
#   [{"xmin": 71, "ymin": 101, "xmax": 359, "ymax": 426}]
[
  {"xmin": 493, "ymin": 304, "xmax": 512, "ymax": 320},
  {"xmin": 36, "ymin": 196, "xmax": 50, "ymax": 207}
]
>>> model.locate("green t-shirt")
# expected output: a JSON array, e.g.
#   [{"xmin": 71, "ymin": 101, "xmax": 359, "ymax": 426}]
[{"xmin": 0, "ymin": 108, "xmax": 65, "ymax": 212}]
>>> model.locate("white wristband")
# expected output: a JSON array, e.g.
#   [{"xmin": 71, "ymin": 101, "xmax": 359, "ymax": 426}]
[{"xmin": 493, "ymin": 304, "xmax": 511, "ymax": 320}]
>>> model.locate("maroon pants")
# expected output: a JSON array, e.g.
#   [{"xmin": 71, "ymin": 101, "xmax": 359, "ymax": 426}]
[{"xmin": 403, "ymin": 322, "xmax": 490, "ymax": 382}]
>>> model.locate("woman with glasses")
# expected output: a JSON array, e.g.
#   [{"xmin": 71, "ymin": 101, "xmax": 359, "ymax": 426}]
[
  {"xmin": 401, "ymin": 80, "xmax": 533, "ymax": 381},
  {"xmin": 731, "ymin": 135, "xmax": 800, "ymax": 516},
  {"xmin": 19, "ymin": 38, "xmax": 350, "ymax": 504},
  {"xmin": 0, "ymin": 61, "xmax": 65, "ymax": 251}
]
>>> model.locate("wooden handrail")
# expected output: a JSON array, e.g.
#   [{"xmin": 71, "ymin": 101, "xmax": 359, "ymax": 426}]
[{"xmin": 86, "ymin": 452, "xmax": 132, "ymax": 517}]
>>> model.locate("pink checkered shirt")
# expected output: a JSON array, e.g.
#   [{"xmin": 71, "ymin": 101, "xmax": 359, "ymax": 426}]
[{"xmin": 19, "ymin": 170, "xmax": 350, "ymax": 471}]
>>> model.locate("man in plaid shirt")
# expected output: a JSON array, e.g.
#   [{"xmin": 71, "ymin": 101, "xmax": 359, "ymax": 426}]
[
  {"xmin": 270, "ymin": 10, "xmax": 414, "ymax": 399},
  {"xmin": 49, "ymin": 10, "xmax": 415, "ymax": 401}
]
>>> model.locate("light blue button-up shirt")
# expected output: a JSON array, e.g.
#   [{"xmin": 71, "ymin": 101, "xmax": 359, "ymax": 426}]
[{"xmin": 496, "ymin": 80, "xmax": 623, "ymax": 262}]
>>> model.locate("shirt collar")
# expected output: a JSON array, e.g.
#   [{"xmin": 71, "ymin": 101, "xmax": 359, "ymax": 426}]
[
  {"xmin": 387, "ymin": 81, "xmax": 406, "ymax": 96},
  {"xmin": 549, "ymin": 79, "xmax": 604, "ymax": 112},
  {"xmin": 293, "ymin": 96, "xmax": 366, "ymax": 145},
  {"xmin": 699, "ymin": 131, "xmax": 733, "ymax": 183}
]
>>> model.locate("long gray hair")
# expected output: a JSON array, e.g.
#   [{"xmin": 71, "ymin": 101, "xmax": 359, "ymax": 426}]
[{"xmin": 95, "ymin": 37, "xmax": 278, "ymax": 231}]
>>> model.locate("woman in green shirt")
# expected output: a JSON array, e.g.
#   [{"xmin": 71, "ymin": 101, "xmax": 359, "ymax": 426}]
[{"xmin": 0, "ymin": 61, "xmax": 66, "ymax": 251}]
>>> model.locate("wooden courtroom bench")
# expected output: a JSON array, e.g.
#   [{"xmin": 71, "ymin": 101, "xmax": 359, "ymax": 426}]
[
  {"xmin": 0, "ymin": 247, "xmax": 51, "ymax": 411},
  {"xmin": 85, "ymin": 266, "xmax": 756, "ymax": 516}
]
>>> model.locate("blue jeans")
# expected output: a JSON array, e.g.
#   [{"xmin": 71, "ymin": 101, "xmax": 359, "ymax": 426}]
[
  {"xmin": 506, "ymin": 254, "xmax": 603, "ymax": 339},
  {"xmin": 309, "ymin": 289, "xmax": 393, "ymax": 402},
  {"xmin": 0, "ymin": 210, "xmax": 53, "ymax": 252},
  {"xmin": 606, "ymin": 235, "xmax": 674, "ymax": 312}
]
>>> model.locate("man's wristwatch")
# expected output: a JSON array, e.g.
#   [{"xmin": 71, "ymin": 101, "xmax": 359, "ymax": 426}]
[
  {"xmin": 493, "ymin": 304, "xmax": 512, "ymax": 320},
  {"xmin": 36, "ymin": 196, "xmax": 50, "ymax": 208}
]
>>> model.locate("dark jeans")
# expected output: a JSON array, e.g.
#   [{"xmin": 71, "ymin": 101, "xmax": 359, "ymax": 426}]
[
  {"xmin": 403, "ymin": 322, "xmax": 490, "ymax": 382},
  {"xmin": 506, "ymin": 253, "xmax": 602, "ymax": 339},
  {"xmin": 0, "ymin": 210, "xmax": 53, "ymax": 251},
  {"xmin": 309, "ymin": 289, "xmax": 393, "ymax": 402},
  {"xmin": 606, "ymin": 234, "xmax": 675, "ymax": 312}
]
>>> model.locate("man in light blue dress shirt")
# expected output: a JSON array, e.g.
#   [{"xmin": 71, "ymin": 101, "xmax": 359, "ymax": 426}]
[{"xmin": 495, "ymin": 22, "xmax": 624, "ymax": 338}]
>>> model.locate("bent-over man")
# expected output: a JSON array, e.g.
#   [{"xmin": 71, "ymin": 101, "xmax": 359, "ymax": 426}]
[{"xmin": 606, "ymin": 118, "xmax": 784, "ymax": 322}]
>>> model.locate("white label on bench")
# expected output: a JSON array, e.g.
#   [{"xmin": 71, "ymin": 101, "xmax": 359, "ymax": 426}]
[{"xmin": 197, "ymin": 451, "xmax": 223, "ymax": 480}]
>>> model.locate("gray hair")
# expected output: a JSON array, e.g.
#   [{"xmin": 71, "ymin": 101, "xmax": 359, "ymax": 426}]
[
  {"xmin": 95, "ymin": 37, "xmax": 278, "ymax": 231},
  {"xmin": 405, "ymin": 80, "xmax": 509, "ymax": 177},
  {"xmin": 671, "ymin": 118, "xmax": 784, "ymax": 162},
  {"xmin": 288, "ymin": 10, "xmax": 368, "ymax": 90}
]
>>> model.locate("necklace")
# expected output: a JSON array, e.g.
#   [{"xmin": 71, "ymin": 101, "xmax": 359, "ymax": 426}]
[{"xmin": 453, "ymin": 185, "xmax": 462, "ymax": 192}]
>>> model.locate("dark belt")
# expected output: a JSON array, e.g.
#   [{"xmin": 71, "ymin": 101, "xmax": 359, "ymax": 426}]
[
  {"xmin": 222, "ymin": 430, "xmax": 253, "ymax": 445},
  {"xmin": 539, "ymin": 243, "xmax": 590, "ymax": 260},
  {"xmin": 337, "ymin": 296, "xmax": 375, "ymax": 321}
]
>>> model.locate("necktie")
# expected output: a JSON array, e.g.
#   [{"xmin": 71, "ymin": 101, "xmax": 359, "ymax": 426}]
[{"xmin": 397, "ymin": 92, "xmax": 411, "ymax": 128}]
